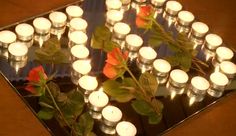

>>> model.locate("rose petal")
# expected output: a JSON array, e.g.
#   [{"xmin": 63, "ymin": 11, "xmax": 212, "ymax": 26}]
[
  {"xmin": 103, "ymin": 63, "xmax": 117, "ymax": 79},
  {"xmin": 25, "ymin": 85, "xmax": 37, "ymax": 94}
]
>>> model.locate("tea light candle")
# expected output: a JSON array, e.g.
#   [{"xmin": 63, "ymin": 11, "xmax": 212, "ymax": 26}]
[
  {"xmin": 70, "ymin": 45, "xmax": 89, "ymax": 60},
  {"xmin": 138, "ymin": 47, "xmax": 157, "ymax": 64},
  {"xmin": 102, "ymin": 105, "xmax": 122, "ymax": 126},
  {"xmin": 151, "ymin": 0, "xmax": 166, "ymax": 7},
  {"xmin": 116, "ymin": 121, "xmax": 137, "ymax": 136},
  {"xmin": 165, "ymin": 1, "xmax": 182, "ymax": 16},
  {"xmin": 69, "ymin": 31, "xmax": 88, "ymax": 46},
  {"xmin": 204, "ymin": 34, "xmax": 223, "ymax": 50},
  {"xmin": 215, "ymin": 47, "xmax": 234, "ymax": 62},
  {"xmin": 66, "ymin": 5, "xmax": 83, "ymax": 20},
  {"xmin": 106, "ymin": 0, "xmax": 122, "ymax": 11},
  {"xmin": 177, "ymin": 11, "xmax": 195, "ymax": 26},
  {"xmin": 79, "ymin": 75, "xmax": 98, "ymax": 91},
  {"xmin": 220, "ymin": 61, "xmax": 236, "ymax": 79},
  {"xmin": 8, "ymin": 42, "xmax": 28, "ymax": 61},
  {"xmin": 72, "ymin": 60, "xmax": 91, "ymax": 75},
  {"xmin": 0, "ymin": 30, "xmax": 17, "ymax": 48},
  {"xmin": 49, "ymin": 11, "xmax": 67, "ymax": 28},
  {"xmin": 113, "ymin": 22, "xmax": 131, "ymax": 39},
  {"xmin": 89, "ymin": 90, "xmax": 109, "ymax": 111},
  {"xmin": 191, "ymin": 22, "xmax": 209, "ymax": 38},
  {"xmin": 15, "ymin": 23, "xmax": 34, "ymax": 41},
  {"xmin": 106, "ymin": 10, "xmax": 123, "ymax": 26},
  {"xmin": 69, "ymin": 18, "xmax": 88, "ymax": 32},
  {"xmin": 153, "ymin": 59, "xmax": 171, "ymax": 74},
  {"xmin": 125, "ymin": 34, "xmax": 143, "ymax": 51},
  {"xmin": 208, "ymin": 72, "xmax": 229, "ymax": 98},
  {"xmin": 33, "ymin": 17, "xmax": 51, "ymax": 35}
]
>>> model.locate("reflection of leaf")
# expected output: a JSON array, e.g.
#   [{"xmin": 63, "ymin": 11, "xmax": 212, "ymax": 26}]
[
  {"xmin": 37, "ymin": 108, "xmax": 55, "ymax": 120},
  {"xmin": 139, "ymin": 72, "xmax": 158, "ymax": 96},
  {"xmin": 148, "ymin": 113, "xmax": 162, "ymax": 124},
  {"xmin": 75, "ymin": 112, "xmax": 94, "ymax": 136}
]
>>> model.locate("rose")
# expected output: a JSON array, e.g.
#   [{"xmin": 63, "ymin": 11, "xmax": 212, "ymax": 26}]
[
  {"xmin": 103, "ymin": 48, "xmax": 128, "ymax": 79},
  {"xmin": 25, "ymin": 65, "xmax": 48, "ymax": 95},
  {"xmin": 136, "ymin": 5, "xmax": 153, "ymax": 28}
]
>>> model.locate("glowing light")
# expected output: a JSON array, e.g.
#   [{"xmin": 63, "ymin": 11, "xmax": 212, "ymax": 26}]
[
  {"xmin": 57, "ymin": 34, "xmax": 61, "ymax": 40},
  {"xmin": 170, "ymin": 91, "xmax": 176, "ymax": 100},
  {"xmin": 189, "ymin": 97, "xmax": 195, "ymax": 106}
]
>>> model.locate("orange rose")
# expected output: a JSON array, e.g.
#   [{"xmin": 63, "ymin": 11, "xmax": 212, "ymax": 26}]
[{"xmin": 136, "ymin": 5, "xmax": 153, "ymax": 28}]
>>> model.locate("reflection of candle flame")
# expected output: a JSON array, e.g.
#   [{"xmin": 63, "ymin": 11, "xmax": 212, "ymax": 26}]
[
  {"xmin": 205, "ymin": 53, "xmax": 211, "ymax": 61},
  {"xmin": 171, "ymin": 91, "xmax": 176, "ymax": 100},
  {"xmin": 189, "ymin": 97, "xmax": 195, "ymax": 106},
  {"xmin": 193, "ymin": 44, "xmax": 198, "ymax": 49},
  {"xmin": 39, "ymin": 38, "xmax": 43, "ymax": 48},
  {"xmin": 141, "ymin": 67, "xmax": 146, "ymax": 73},
  {"xmin": 167, "ymin": 20, "xmax": 173, "ymax": 28},
  {"xmin": 214, "ymin": 65, "xmax": 220, "ymax": 72},
  {"xmin": 98, "ymin": 87, "xmax": 103, "ymax": 92},
  {"xmin": 57, "ymin": 34, "xmax": 62, "ymax": 40}
]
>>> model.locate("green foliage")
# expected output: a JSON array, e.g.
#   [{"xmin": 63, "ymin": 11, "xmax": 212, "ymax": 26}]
[
  {"xmin": 75, "ymin": 112, "xmax": 94, "ymax": 136},
  {"xmin": 37, "ymin": 108, "xmax": 55, "ymax": 120},
  {"xmin": 139, "ymin": 72, "xmax": 158, "ymax": 96},
  {"xmin": 91, "ymin": 26, "xmax": 118, "ymax": 52},
  {"xmin": 35, "ymin": 37, "xmax": 70, "ymax": 64}
]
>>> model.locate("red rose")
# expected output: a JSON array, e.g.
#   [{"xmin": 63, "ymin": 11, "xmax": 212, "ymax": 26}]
[
  {"xmin": 25, "ymin": 66, "xmax": 48, "ymax": 94},
  {"xmin": 136, "ymin": 5, "xmax": 153, "ymax": 28},
  {"xmin": 103, "ymin": 48, "xmax": 128, "ymax": 79}
]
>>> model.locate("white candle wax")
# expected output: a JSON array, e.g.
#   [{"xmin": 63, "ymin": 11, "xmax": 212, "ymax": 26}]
[
  {"xmin": 210, "ymin": 72, "xmax": 229, "ymax": 87},
  {"xmin": 178, "ymin": 11, "xmax": 195, "ymax": 24},
  {"xmin": 69, "ymin": 18, "xmax": 88, "ymax": 32},
  {"xmin": 192, "ymin": 22, "xmax": 209, "ymax": 35},
  {"xmin": 139, "ymin": 47, "xmax": 157, "ymax": 61},
  {"xmin": 79, "ymin": 75, "xmax": 98, "ymax": 91},
  {"xmin": 126, "ymin": 34, "xmax": 143, "ymax": 49},
  {"xmin": 166, "ymin": 1, "xmax": 182, "ymax": 15},
  {"xmin": 71, "ymin": 45, "xmax": 89, "ymax": 59},
  {"xmin": 114, "ymin": 22, "xmax": 131, "ymax": 35},
  {"xmin": 205, "ymin": 34, "xmax": 222, "ymax": 49},
  {"xmin": 66, "ymin": 5, "xmax": 83, "ymax": 19},
  {"xmin": 15, "ymin": 23, "xmax": 34, "ymax": 39},
  {"xmin": 69, "ymin": 31, "xmax": 88, "ymax": 45},
  {"xmin": 49, "ymin": 11, "xmax": 67, "ymax": 27},
  {"xmin": 106, "ymin": 0, "xmax": 122, "ymax": 10},
  {"xmin": 72, "ymin": 60, "xmax": 91, "ymax": 75},
  {"xmin": 151, "ymin": 0, "xmax": 166, "ymax": 7},
  {"xmin": 8, "ymin": 42, "xmax": 28, "ymax": 57},
  {"xmin": 33, "ymin": 17, "xmax": 51, "ymax": 34},
  {"xmin": 191, "ymin": 76, "xmax": 210, "ymax": 91},
  {"xmin": 106, "ymin": 10, "xmax": 123, "ymax": 24},
  {"xmin": 216, "ymin": 47, "xmax": 234, "ymax": 61},
  {"xmin": 170, "ymin": 69, "xmax": 189, "ymax": 84},
  {"xmin": 89, "ymin": 90, "xmax": 109, "ymax": 108},
  {"xmin": 102, "ymin": 105, "xmax": 122, "ymax": 122},
  {"xmin": 153, "ymin": 59, "xmax": 171, "ymax": 73},
  {"xmin": 220, "ymin": 61, "xmax": 236, "ymax": 76},
  {"xmin": 0, "ymin": 30, "xmax": 17, "ymax": 45},
  {"xmin": 116, "ymin": 121, "xmax": 137, "ymax": 136}
]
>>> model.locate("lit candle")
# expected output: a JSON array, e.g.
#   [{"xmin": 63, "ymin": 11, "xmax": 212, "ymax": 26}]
[
  {"xmin": 79, "ymin": 75, "xmax": 98, "ymax": 91},
  {"xmin": 89, "ymin": 90, "xmax": 109, "ymax": 111},
  {"xmin": 138, "ymin": 47, "xmax": 157, "ymax": 64},
  {"xmin": 15, "ymin": 23, "xmax": 34, "ymax": 42},
  {"xmin": 33, "ymin": 17, "xmax": 51, "ymax": 34},
  {"xmin": 0, "ymin": 30, "xmax": 17, "ymax": 48},
  {"xmin": 191, "ymin": 22, "xmax": 209, "ymax": 38},
  {"xmin": 220, "ymin": 61, "xmax": 236, "ymax": 79},
  {"xmin": 49, "ymin": 11, "xmax": 67, "ymax": 27},
  {"xmin": 70, "ymin": 45, "xmax": 89, "ymax": 60},
  {"xmin": 113, "ymin": 22, "xmax": 131, "ymax": 39},
  {"xmin": 116, "ymin": 121, "xmax": 137, "ymax": 136},
  {"xmin": 125, "ymin": 34, "xmax": 143, "ymax": 51},
  {"xmin": 205, "ymin": 34, "xmax": 222, "ymax": 50},
  {"xmin": 153, "ymin": 59, "xmax": 171, "ymax": 84},
  {"xmin": 215, "ymin": 46, "xmax": 234, "ymax": 62},
  {"xmin": 72, "ymin": 60, "xmax": 91, "ymax": 75},
  {"xmin": 208, "ymin": 72, "xmax": 229, "ymax": 98},
  {"xmin": 106, "ymin": 0, "xmax": 122, "ymax": 11},
  {"xmin": 66, "ymin": 5, "xmax": 83, "ymax": 20},
  {"xmin": 106, "ymin": 10, "xmax": 123, "ymax": 26},
  {"xmin": 151, "ymin": 0, "xmax": 166, "ymax": 7},
  {"xmin": 8, "ymin": 42, "xmax": 28, "ymax": 61},
  {"xmin": 165, "ymin": 1, "xmax": 182, "ymax": 16},
  {"xmin": 102, "ymin": 105, "xmax": 122, "ymax": 126},
  {"xmin": 177, "ymin": 11, "xmax": 195, "ymax": 26},
  {"xmin": 69, "ymin": 18, "xmax": 88, "ymax": 33},
  {"xmin": 69, "ymin": 31, "xmax": 88, "ymax": 46}
]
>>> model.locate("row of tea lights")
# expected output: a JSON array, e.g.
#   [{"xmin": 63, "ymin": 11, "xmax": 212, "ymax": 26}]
[{"xmin": 104, "ymin": 0, "xmax": 236, "ymax": 106}]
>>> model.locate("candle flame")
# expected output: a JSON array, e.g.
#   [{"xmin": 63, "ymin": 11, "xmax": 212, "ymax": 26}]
[
  {"xmin": 170, "ymin": 91, "xmax": 176, "ymax": 100},
  {"xmin": 189, "ymin": 97, "xmax": 195, "ymax": 106}
]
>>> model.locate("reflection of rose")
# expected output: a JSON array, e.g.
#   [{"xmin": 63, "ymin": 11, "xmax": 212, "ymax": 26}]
[
  {"xmin": 136, "ymin": 5, "xmax": 153, "ymax": 28},
  {"xmin": 103, "ymin": 48, "xmax": 128, "ymax": 79},
  {"xmin": 25, "ymin": 66, "xmax": 48, "ymax": 94}
]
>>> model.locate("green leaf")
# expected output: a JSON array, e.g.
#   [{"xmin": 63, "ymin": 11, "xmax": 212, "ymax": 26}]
[
  {"xmin": 75, "ymin": 112, "xmax": 94, "ymax": 136},
  {"xmin": 139, "ymin": 72, "xmax": 158, "ymax": 96},
  {"xmin": 47, "ymin": 82, "xmax": 60, "ymax": 97},
  {"xmin": 131, "ymin": 100, "xmax": 154, "ymax": 116},
  {"xmin": 103, "ymin": 79, "xmax": 134, "ymax": 103},
  {"xmin": 148, "ymin": 113, "xmax": 162, "ymax": 124},
  {"xmin": 37, "ymin": 108, "xmax": 55, "ymax": 120},
  {"xmin": 103, "ymin": 41, "xmax": 118, "ymax": 52}
]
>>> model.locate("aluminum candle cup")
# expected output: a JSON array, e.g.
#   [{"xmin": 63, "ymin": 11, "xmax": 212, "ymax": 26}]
[
  {"xmin": 69, "ymin": 18, "xmax": 88, "ymax": 33},
  {"xmin": 163, "ymin": 1, "xmax": 182, "ymax": 24},
  {"xmin": 33, "ymin": 17, "xmax": 51, "ymax": 35},
  {"xmin": 88, "ymin": 89, "xmax": 109, "ymax": 119},
  {"xmin": 212, "ymin": 46, "xmax": 234, "ymax": 67},
  {"xmin": 66, "ymin": 5, "xmax": 83, "ymax": 21},
  {"xmin": 166, "ymin": 69, "xmax": 189, "ymax": 99},
  {"xmin": 9, "ymin": 59, "xmax": 27, "ymax": 74},
  {"xmin": 8, "ymin": 42, "xmax": 28, "ymax": 61},
  {"xmin": 68, "ymin": 31, "xmax": 88, "ymax": 47},
  {"xmin": 100, "ymin": 105, "xmax": 122, "ymax": 135},
  {"xmin": 49, "ymin": 11, "xmax": 67, "ymax": 35},
  {"xmin": 187, "ymin": 76, "xmax": 210, "ymax": 105},
  {"xmin": 207, "ymin": 72, "xmax": 229, "ymax": 98},
  {"xmin": 113, "ymin": 22, "xmax": 131, "ymax": 39},
  {"xmin": 105, "ymin": 10, "xmax": 123, "ymax": 30},
  {"xmin": 131, "ymin": 0, "xmax": 147, "ymax": 13},
  {"xmin": 204, "ymin": 34, "xmax": 223, "ymax": 50},
  {"xmin": 125, "ymin": 34, "xmax": 143, "ymax": 60},
  {"xmin": 106, "ymin": 0, "xmax": 122, "ymax": 11},
  {"xmin": 152, "ymin": 59, "xmax": 171, "ymax": 84},
  {"xmin": 0, "ymin": 30, "xmax": 17, "ymax": 48},
  {"xmin": 116, "ymin": 121, "xmax": 137, "ymax": 136},
  {"xmin": 121, "ymin": 0, "xmax": 131, "ymax": 11},
  {"xmin": 0, "ymin": 48, "xmax": 9, "ymax": 59},
  {"xmin": 136, "ymin": 47, "xmax": 157, "ymax": 73},
  {"xmin": 175, "ymin": 11, "xmax": 195, "ymax": 33},
  {"xmin": 219, "ymin": 61, "xmax": 236, "ymax": 80},
  {"xmin": 151, "ymin": 0, "xmax": 166, "ymax": 17},
  {"xmin": 70, "ymin": 45, "xmax": 89, "ymax": 61},
  {"xmin": 78, "ymin": 75, "xmax": 98, "ymax": 103},
  {"xmin": 15, "ymin": 23, "xmax": 34, "ymax": 45},
  {"xmin": 71, "ymin": 60, "xmax": 91, "ymax": 85}
]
